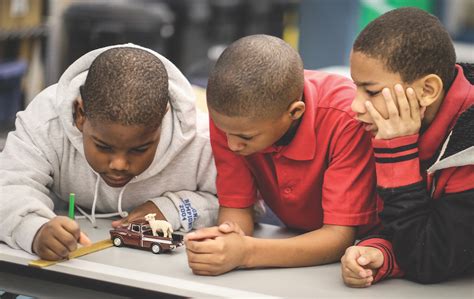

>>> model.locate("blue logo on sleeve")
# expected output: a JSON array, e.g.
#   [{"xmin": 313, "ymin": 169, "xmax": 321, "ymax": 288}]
[{"xmin": 179, "ymin": 199, "xmax": 198, "ymax": 229}]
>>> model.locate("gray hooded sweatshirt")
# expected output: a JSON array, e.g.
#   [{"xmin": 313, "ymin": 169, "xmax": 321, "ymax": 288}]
[{"xmin": 0, "ymin": 44, "xmax": 218, "ymax": 254}]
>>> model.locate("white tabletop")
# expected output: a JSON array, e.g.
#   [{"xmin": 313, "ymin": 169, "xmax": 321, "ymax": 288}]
[{"xmin": 1, "ymin": 219, "xmax": 473, "ymax": 298}]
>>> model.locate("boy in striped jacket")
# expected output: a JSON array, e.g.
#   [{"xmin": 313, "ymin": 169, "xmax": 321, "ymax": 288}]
[{"xmin": 341, "ymin": 7, "xmax": 474, "ymax": 286}]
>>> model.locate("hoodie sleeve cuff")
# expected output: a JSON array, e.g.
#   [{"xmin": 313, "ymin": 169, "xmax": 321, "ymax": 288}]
[
  {"xmin": 148, "ymin": 197, "xmax": 181, "ymax": 231},
  {"xmin": 372, "ymin": 134, "xmax": 423, "ymax": 188},
  {"xmin": 13, "ymin": 215, "xmax": 51, "ymax": 254},
  {"xmin": 357, "ymin": 238, "xmax": 404, "ymax": 283}
]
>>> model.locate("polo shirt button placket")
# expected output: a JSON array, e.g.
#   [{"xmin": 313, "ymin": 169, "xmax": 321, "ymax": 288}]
[{"xmin": 284, "ymin": 187, "xmax": 292, "ymax": 194}]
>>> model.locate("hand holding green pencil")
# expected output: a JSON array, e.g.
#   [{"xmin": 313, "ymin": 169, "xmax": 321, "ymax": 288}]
[{"xmin": 31, "ymin": 193, "xmax": 91, "ymax": 261}]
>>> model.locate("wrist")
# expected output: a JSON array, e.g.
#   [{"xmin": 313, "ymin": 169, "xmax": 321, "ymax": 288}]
[
  {"xmin": 31, "ymin": 223, "xmax": 46, "ymax": 254},
  {"xmin": 241, "ymin": 235, "xmax": 255, "ymax": 268}
]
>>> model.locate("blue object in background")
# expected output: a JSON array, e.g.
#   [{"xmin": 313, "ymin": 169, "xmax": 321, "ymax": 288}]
[
  {"xmin": 298, "ymin": 0, "xmax": 359, "ymax": 69},
  {"xmin": 0, "ymin": 61, "xmax": 27, "ymax": 124}
]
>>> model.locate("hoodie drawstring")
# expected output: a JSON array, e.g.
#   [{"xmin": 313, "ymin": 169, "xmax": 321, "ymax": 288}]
[{"xmin": 75, "ymin": 174, "xmax": 129, "ymax": 227}]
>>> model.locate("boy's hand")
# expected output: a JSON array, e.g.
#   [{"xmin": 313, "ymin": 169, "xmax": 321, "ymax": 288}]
[
  {"xmin": 185, "ymin": 221, "xmax": 245, "ymax": 242},
  {"xmin": 185, "ymin": 222, "xmax": 248, "ymax": 276},
  {"xmin": 32, "ymin": 216, "xmax": 92, "ymax": 261},
  {"xmin": 111, "ymin": 201, "xmax": 164, "ymax": 228},
  {"xmin": 341, "ymin": 245, "xmax": 384, "ymax": 288},
  {"xmin": 365, "ymin": 84, "xmax": 425, "ymax": 139}
]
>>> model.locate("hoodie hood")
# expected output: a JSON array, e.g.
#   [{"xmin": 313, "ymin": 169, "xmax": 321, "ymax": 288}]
[
  {"xmin": 55, "ymin": 43, "xmax": 197, "ymax": 181},
  {"xmin": 428, "ymin": 105, "xmax": 474, "ymax": 173}
]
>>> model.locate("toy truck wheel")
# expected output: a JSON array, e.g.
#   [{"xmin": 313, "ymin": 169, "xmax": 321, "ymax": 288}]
[
  {"xmin": 113, "ymin": 236, "xmax": 123, "ymax": 247},
  {"xmin": 151, "ymin": 243, "xmax": 161, "ymax": 254}
]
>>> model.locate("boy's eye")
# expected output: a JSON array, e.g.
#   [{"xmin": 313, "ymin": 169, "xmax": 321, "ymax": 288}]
[
  {"xmin": 95, "ymin": 143, "xmax": 112, "ymax": 150},
  {"xmin": 131, "ymin": 147, "xmax": 149, "ymax": 153},
  {"xmin": 366, "ymin": 89, "xmax": 381, "ymax": 97},
  {"xmin": 240, "ymin": 136, "xmax": 253, "ymax": 141},
  {"xmin": 95, "ymin": 143, "xmax": 112, "ymax": 151}
]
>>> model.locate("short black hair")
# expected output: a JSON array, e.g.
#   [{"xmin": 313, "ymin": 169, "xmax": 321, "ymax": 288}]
[
  {"xmin": 81, "ymin": 47, "xmax": 169, "ymax": 128},
  {"xmin": 353, "ymin": 7, "xmax": 456, "ymax": 90},
  {"xmin": 207, "ymin": 34, "xmax": 304, "ymax": 120}
]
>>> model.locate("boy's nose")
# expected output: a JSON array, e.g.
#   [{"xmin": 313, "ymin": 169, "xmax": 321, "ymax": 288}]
[
  {"xmin": 109, "ymin": 155, "xmax": 130, "ymax": 171},
  {"xmin": 227, "ymin": 135, "xmax": 245, "ymax": 152},
  {"xmin": 351, "ymin": 94, "xmax": 367, "ymax": 115}
]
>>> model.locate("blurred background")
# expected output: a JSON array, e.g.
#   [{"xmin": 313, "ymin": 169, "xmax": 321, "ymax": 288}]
[{"xmin": 0, "ymin": 0, "xmax": 473, "ymax": 149}]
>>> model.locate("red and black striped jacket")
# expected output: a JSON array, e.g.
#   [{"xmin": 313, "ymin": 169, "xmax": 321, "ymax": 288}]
[{"xmin": 359, "ymin": 63, "xmax": 474, "ymax": 284}]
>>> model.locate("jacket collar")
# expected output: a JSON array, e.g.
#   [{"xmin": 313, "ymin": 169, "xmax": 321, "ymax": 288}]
[{"xmin": 419, "ymin": 64, "xmax": 473, "ymax": 161}]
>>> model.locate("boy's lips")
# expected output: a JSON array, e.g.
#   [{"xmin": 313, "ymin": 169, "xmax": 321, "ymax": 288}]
[
  {"xmin": 361, "ymin": 123, "xmax": 378, "ymax": 133},
  {"xmin": 102, "ymin": 174, "xmax": 133, "ymax": 187},
  {"xmin": 357, "ymin": 119, "xmax": 377, "ymax": 132}
]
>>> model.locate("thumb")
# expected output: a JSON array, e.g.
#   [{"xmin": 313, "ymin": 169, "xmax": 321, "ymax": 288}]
[
  {"xmin": 111, "ymin": 217, "xmax": 129, "ymax": 228},
  {"xmin": 357, "ymin": 249, "xmax": 383, "ymax": 269},
  {"xmin": 218, "ymin": 222, "xmax": 245, "ymax": 236},
  {"xmin": 78, "ymin": 231, "xmax": 92, "ymax": 246}
]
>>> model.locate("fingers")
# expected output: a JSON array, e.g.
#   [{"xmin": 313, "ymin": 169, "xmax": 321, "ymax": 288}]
[
  {"xmin": 342, "ymin": 270, "xmax": 374, "ymax": 288},
  {"xmin": 53, "ymin": 226, "xmax": 79, "ymax": 253},
  {"xmin": 37, "ymin": 242, "xmax": 68, "ymax": 261},
  {"xmin": 364, "ymin": 101, "xmax": 384, "ymax": 128},
  {"xmin": 341, "ymin": 246, "xmax": 369, "ymax": 278},
  {"xmin": 111, "ymin": 218, "xmax": 128, "ymax": 228},
  {"xmin": 36, "ymin": 231, "xmax": 75, "ymax": 261},
  {"xmin": 59, "ymin": 217, "xmax": 92, "ymax": 247},
  {"xmin": 186, "ymin": 240, "xmax": 222, "ymax": 276},
  {"xmin": 185, "ymin": 238, "xmax": 238, "ymax": 276},
  {"xmin": 395, "ymin": 84, "xmax": 410, "ymax": 119},
  {"xmin": 185, "ymin": 222, "xmax": 245, "ymax": 243},
  {"xmin": 186, "ymin": 238, "xmax": 223, "ymax": 254},
  {"xmin": 358, "ymin": 247, "xmax": 385, "ymax": 269},
  {"xmin": 406, "ymin": 87, "xmax": 420, "ymax": 121},
  {"xmin": 187, "ymin": 259, "xmax": 222, "ymax": 276},
  {"xmin": 33, "ymin": 217, "xmax": 93, "ymax": 261},
  {"xmin": 187, "ymin": 251, "xmax": 221, "ymax": 269},
  {"xmin": 185, "ymin": 227, "xmax": 224, "ymax": 242},
  {"xmin": 357, "ymin": 255, "xmax": 371, "ymax": 266},
  {"xmin": 382, "ymin": 88, "xmax": 400, "ymax": 119},
  {"xmin": 218, "ymin": 222, "xmax": 245, "ymax": 236},
  {"xmin": 341, "ymin": 246, "xmax": 377, "ymax": 288},
  {"xmin": 79, "ymin": 232, "xmax": 92, "ymax": 246}
]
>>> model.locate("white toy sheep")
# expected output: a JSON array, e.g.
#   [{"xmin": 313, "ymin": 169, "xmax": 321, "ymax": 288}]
[{"xmin": 144, "ymin": 213, "xmax": 174, "ymax": 238}]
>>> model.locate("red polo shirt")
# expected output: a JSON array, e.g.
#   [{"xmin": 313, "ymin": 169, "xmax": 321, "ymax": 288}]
[{"xmin": 210, "ymin": 70, "xmax": 378, "ymax": 231}]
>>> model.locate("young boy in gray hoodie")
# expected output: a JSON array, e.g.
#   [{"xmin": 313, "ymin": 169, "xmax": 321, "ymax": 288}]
[{"xmin": 0, "ymin": 44, "xmax": 218, "ymax": 260}]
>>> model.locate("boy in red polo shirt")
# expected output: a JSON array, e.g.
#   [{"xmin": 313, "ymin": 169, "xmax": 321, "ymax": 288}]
[
  {"xmin": 184, "ymin": 34, "xmax": 378, "ymax": 275},
  {"xmin": 341, "ymin": 8, "xmax": 474, "ymax": 287}
]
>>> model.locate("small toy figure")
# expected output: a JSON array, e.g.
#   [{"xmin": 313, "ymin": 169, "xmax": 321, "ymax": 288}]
[
  {"xmin": 109, "ymin": 218, "xmax": 183, "ymax": 254},
  {"xmin": 144, "ymin": 213, "xmax": 173, "ymax": 238}
]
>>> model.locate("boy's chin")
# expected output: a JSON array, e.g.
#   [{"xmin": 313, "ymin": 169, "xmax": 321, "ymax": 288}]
[{"xmin": 101, "ymin": 174, "xmax": 133, "ymax": 188}]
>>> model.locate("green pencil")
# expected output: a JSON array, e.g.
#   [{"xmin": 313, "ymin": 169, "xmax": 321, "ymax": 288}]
[{"xmin": 69, "ymin": 193, "xmax": 75, "ymax": 220}]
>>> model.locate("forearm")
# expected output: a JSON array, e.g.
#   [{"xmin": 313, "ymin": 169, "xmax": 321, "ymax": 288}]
[{"xmin": 243, "ymin": 225, "xmax": 356, "ymax": 268}]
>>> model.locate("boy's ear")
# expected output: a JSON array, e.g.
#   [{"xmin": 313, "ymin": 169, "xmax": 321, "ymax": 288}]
[
  {"xmin": 413, "ymin": 74, "xmax": 443, "ymax": 107},
  {"xmin": 287, "ymin": 100, "xmax": 305, "ymax": 120},
  {"xmin": 74, "ymin": 97, "xmax": 86, "ymax": 132}
]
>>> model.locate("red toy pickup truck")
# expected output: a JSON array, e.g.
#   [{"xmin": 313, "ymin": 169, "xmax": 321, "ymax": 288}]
[{"xmin": 109, "ymin": 219, "xmax": 184, "ymax": 254}]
